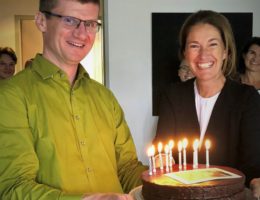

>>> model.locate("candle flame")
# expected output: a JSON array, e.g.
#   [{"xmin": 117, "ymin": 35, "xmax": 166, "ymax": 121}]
[
  {"xmin": 182, "ymin": 138, "xmax": 188, "ymax": 149},
  {"xmin": 151, "ymin": 145, "xmax": 155, "ymax": 156},
  {"xmin": 205, "ymin": 139, "xmax": 211, "ymax": 149},
  {"xmin": 178, "ymin": 141, "xmax": 183, "ymax": 151},
  {"xmin": 164, "ymin": 144, "xmax": 169, "ymax": 153},
  {"xmin": 168, "ymin": 140, "xmax": 174, "ymax": 149},
  {"xmin": 158, "ymin": 142, "xmax": 163, "ymax": 153},
  {"xmin": 193, "ymin": 139, "xmax": 199, "ymax": 150},
  {"xmin": 147, "ymin": 146, "xmax": 153, "ymax": 157}
]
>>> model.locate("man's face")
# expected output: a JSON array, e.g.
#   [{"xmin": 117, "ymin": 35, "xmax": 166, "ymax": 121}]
[
  {"xmin": 40, "ymin": 0, "xmax": 100, "ymax": 67},
  {"xmin": 0, "ymin": 54, "xmax": 16, "ymax": 79}
]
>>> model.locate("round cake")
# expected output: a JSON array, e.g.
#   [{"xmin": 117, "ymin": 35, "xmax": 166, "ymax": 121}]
[{"xmin": 141, "ymin": 164, "xmax": 245, "ymax": 200}]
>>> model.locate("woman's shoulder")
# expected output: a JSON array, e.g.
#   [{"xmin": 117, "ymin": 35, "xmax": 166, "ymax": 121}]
[
  {"xmin": 225, "ymin": 78, "xmax": 260, "ymax": 103},
  {"xmin": 226, "ymin": 78, "xmax": 257, "ymax": 93}
]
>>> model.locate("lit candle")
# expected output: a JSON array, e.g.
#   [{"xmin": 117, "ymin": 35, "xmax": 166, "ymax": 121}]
[
  {"xmin": 151, "ymin": 145, "xmax": 156, "ymax": 173},
  {"xmin": 164, "ymin": 144, "xmax": 169, "ymax": 172},
  {"xmin": 193, "ymin": 139, "xmax": 199, "ymax": 169},
  {"xmin": 205, "ymin": 140, "xmax": 211, "ymax": 168},
  {"xmin": 168, "ymin": 140, "xmax": 174, "ymax": 168},
  {"xmin": 147, "ymin": 146, "xmax": 153, "ymax": 175},
  {"xmin": 158, "ymin": 142, "xmax": 164, "ymax": 170},
  {"xmin": 178, "ymin": 141, "xmax": 183, "ymax": 170},
  {"xmin": 182, "ymin": 138, "xmax": 188, "ymax": 168}
]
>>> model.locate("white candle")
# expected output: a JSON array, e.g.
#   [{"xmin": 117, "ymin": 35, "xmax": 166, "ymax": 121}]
[
  {"xmin": 164, "ymin": 144, "xmax": 169, "ymax": 172},
  {"xmin": 178, "ymin": 141, "xmax": 183, "ymax": 170},
  {"xmin": 151, "ymin": 145, "xmax": 156, "ymax": 173},
  {"xmin": 158, "ymin": 142, "xmax": 164, "ymax": 170},
  {"xmin": 205, "ymin": 140, "xmax": 211, "ymax": 168},
  {"xmin": 182, "ymin": 138, "xmax": 188, "ymax": 168},
  {"xmin": 168, "ymin": 140, "xmax": 174, "ymax": 168},
  {"xmin": 193, "ymin": 139, "xmax": 199, "ymax": 169},
  {"xmin": 147, "ymin": 146, "xmax": 153, "ymax": 175}
]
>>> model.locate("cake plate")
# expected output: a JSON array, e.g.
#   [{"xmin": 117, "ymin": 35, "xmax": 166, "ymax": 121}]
[{"xmin": 129, "ymin": 185, "xmax": 144, "ymax": 200}]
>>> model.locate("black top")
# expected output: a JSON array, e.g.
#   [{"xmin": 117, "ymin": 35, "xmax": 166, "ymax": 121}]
[{"xmin": 155, "ymin": 78, "xmax": 260, "ymax": 186}]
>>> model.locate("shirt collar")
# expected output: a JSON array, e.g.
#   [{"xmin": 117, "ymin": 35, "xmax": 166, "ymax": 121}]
[{"xmin": 31, "ymin": 54, "xmax": 90, "ymax": 80}]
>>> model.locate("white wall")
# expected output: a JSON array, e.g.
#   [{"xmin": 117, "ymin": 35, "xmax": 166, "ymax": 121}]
[{"xmin": 105, "ymin": 0, "xmax": 260, "ymax": 163}]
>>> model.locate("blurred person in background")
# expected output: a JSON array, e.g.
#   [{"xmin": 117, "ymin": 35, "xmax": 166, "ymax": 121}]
[
  {"xmin": 0, "ymin": 47, "xmax": 17, "ymax": 79},
  {"xmin": 238, "ymin": 37, "xmax": 260, "ymax": 94},
  {"xmin": 178, "ymin": 59, "xmax": 195, "ymax": 82}
]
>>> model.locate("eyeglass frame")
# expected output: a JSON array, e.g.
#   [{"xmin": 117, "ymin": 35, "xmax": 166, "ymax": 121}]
[{"xmin": 41, "ymin": 11, "xmax": 102, "ymax": 33}]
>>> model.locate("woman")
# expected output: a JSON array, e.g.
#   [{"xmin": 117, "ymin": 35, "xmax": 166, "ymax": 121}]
[
  {"xmin": 154, "ymin": 10, "xmax": 260, "ymax": 198},
  {"xmin": 238, "ymin": 37, "xmax": 260, "ymax": 93},
  {"xmin": 0, "ymin": 47, "xmax": 17, "ymax": 79}
]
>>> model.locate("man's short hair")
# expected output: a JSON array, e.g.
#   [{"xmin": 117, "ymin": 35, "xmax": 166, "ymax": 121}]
[
  {"xmin": 39, "ymin": 0, "xmax": 100, "ymax": 12},
  {"xmin": 0, "ymin": 47, "xmax": 17, "ymax": 64}
]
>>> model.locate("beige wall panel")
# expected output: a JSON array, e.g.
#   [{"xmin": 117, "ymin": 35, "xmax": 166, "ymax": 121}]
[{"xmin": 21, "ymin": 19, "xmax": 42, "ymax": 68}]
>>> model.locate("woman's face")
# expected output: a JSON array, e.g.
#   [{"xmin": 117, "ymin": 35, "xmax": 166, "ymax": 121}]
[
  {"xmin": 184, "ymin": 23, "xmax": 227, "ymax": 82},
  {"xmin": 243, "ymin": 44, "xmax": 260, "ymax": 72}
]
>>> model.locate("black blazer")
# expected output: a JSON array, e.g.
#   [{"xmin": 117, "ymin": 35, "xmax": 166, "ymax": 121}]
[{"xmin": 155, "ymin": 78, "xmax": 260, "ymax": 185}]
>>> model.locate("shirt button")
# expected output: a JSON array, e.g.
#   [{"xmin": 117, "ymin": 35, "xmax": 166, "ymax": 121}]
[
  {"xmin": 86, "ymin": 168, "xmax": 93, "ymax": 173},
  {"xmin": 75, "ymin": 115, "xmax": 80, "ymax": 120},
  {"xmin": 80, "ymin": 140, "xmax": 86, "ymax": 145}
]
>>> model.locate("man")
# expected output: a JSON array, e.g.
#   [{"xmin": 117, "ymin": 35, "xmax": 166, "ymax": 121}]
[{"xmin": 0, "ymin": 0, "xmax": 146, "ymax": 199}]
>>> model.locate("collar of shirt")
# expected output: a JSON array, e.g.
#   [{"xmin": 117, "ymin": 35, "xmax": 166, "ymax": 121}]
[{"xmin": 31, "ymin": 54, "xmax": 90, "ymax": 81}]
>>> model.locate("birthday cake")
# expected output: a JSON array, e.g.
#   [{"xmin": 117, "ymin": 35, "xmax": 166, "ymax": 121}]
[{"xmin": 141, "ymin": 164, "xmax": 245, "ymax": 200}]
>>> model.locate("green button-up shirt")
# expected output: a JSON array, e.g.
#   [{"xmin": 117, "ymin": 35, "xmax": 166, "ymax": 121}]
[{"xmin": 0, "ymin": 54, "xmax": 146, "ymax": 200}]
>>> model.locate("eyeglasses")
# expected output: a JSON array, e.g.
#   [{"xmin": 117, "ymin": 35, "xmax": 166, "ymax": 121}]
[{"xmin": 42, "ymin": 11, "xmax": 101, "ymax": 34}]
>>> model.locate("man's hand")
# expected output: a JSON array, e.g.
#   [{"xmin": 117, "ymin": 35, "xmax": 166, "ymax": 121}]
[
  {"xmin": 82, "ymin": 193, "xmax": 134, "ymax": 200},
  {"xmin": 250, "ymin": 178, "xmax": 260, "ymax": 198}
]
